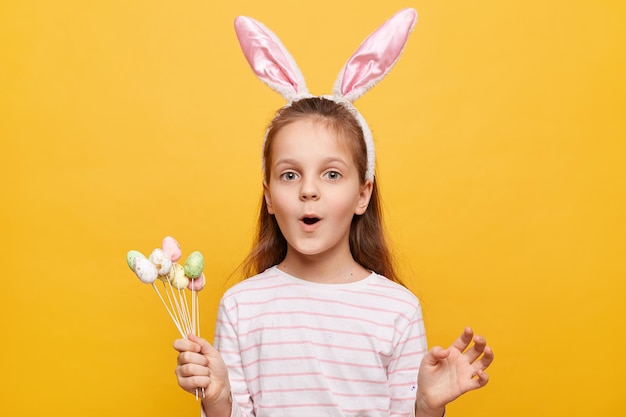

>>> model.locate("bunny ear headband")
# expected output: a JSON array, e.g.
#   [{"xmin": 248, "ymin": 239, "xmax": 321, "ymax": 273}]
[{"xmin": 234, "ymin": 8, "xmax": 418, "ymax": 181}]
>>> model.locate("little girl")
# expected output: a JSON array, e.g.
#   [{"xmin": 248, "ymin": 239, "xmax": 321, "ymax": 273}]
[{"xmin": 174, "ymin": 9, "xmax": 493, "ymax": 417}]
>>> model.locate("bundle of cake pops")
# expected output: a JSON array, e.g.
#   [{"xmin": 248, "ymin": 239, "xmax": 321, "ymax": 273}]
[{"xmin": 126, "ymin": 236, "xmax": 205, "ymax": 339}]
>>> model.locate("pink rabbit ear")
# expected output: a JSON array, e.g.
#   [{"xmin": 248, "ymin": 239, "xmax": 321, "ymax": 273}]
[
  {"xmin": 333, "ymin": 8, "xmax": 418, "ymax": 102},
  {"xmin": 234, "ymin": 16, "xmax": 309, "ymax": 101}
]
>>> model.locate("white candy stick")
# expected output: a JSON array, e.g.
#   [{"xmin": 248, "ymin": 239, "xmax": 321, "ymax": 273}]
[
  {"xmin": 191, "ymin": 284, "xmax": 198, "ymax": 336},
  {"xmin": 184, "ymin": 287, "xmax": 195, "ymax": 335},
  {"xmin": 171, "ymin": 283, "xmax": 189, "ymax": 336},
  {"xmin": 192, "ymin": 286, "xmax": 198, "ymax": 403},
  {"xmin": 185, "ymin": 288, "xmax": 194, "ymax": 335},
  {"xmin": 197, "ymin": 289, "xmax": 203, "ymax": 399},
  {"xmin": 163, "ymin": 281, "xmax": 186, "ymax": 336},
  {"xmin": 196, "ymin": 290, "xmax": 200, "ymax": 337},
  {"xmin": 161, "ymin": 282, "xmax": 180, "ymax": 330},
  {"xmin": 179, "ymin": 287, "xmax": 192, "ymax": 336},
  {"xmin": 151, "ymin": 283, "xmax": 185, "ymax": 338}
]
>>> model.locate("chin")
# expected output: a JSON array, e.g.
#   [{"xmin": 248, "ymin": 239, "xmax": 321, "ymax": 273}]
[{"xmin": 289, "ymin": 243, "xmax": 340, "ymax": 259}]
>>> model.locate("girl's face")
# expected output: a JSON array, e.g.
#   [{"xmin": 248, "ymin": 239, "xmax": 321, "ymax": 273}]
[{"xmin": 264, "ymin": 118, "xmax": 373, "ymax": 263}]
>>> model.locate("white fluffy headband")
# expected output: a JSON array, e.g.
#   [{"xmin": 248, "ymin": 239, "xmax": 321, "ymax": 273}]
[{"xmin": 234, "ymin": 8, "xmax": 418, "ymax": 181}]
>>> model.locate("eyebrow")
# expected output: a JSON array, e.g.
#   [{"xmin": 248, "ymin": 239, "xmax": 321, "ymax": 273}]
[{"xmin": 273, "ymin": 157, "xmax": 349, "ymax": 168}]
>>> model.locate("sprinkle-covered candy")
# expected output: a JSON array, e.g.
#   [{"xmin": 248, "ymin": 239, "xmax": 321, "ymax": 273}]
[
  {"xmin": 162, "ymin": 236, "xmax": 182, "ymax": 262},
  {"xmin": 187, "ymin": 272, "xmax": 206, "ymax": 291},
  {"xmin": 149, "ymin": 248, "xmax": 172, "ymax": 276},
  {"xmin": 126, "ymin": 250, "xmax": 145, "ymax": 270},
  {"xmin": 184, "ymin": 251, "xmax": 204, "ymax": 279},
  {"xmin": 168, "ymin": 263, "xmax": 189, "ymax": 290},
  {"xmin": 133, "ymin": 257, "xmax": 159, "ymax": 284}
]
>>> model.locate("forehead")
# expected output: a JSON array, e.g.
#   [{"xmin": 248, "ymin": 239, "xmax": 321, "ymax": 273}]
[{"xmin": 270, "ymin": 118, "xmax": 353, "ymax": 158}]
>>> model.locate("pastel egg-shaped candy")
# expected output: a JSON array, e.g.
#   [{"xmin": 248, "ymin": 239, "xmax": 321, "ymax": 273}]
[
  {"xmin": 149, "ymin": 248, "xmax": 172, "ymax": 276},
  {"xmin": 187, "ymin": 272, "xmax": 206, "ymax": 291},
  {"xmin": 184, "ymin": 251, "xmax": 204, "ymax": 279},
  {"xmin": 168, "ymin": 262, "xmax": 189, "ymax": 289},
  {"xmin": 126, "ymin": 250, "xmax": 145, "ymax": 271},
  {"xmin": 133, "ymin": 257, "xmax": 158, "ymax": 284},
  {"xmin": 158, "ymin": 267, "xmax": 173, "ymax": 283},
  {"xmin": 166, "ymin": 262, "xmax": 183, "ymax": 282},
  {"xmin": 162, "ymin": 236, "xmax": 182, "ymax": 262}
]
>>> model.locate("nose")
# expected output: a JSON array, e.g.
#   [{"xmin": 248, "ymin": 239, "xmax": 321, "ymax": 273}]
[{"xmin": 299, "ymin": 178, "xmax": 319, "ymax": 201}]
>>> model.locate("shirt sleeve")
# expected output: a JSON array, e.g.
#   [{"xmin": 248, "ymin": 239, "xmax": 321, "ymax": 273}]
[
  {"xmin": 387, "ymin": 303, "xmax": 428, "ymax": 417},
  {"xmin": 213, "ymin": 298, "xmax": 255, "ymax": 417}
]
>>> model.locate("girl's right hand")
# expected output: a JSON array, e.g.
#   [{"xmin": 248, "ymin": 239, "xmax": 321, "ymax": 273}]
[{"xmin": 174, "ymin": 334, "xmax": 232, "ymax": 414}]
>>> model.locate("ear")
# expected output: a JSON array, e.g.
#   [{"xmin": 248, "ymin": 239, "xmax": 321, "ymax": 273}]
[
  {"xmin": 355, "ymin": 180, "xmax": 374, "ymax": 215},
  {"xmin": 234, "ymin": 15, "xmax": 310, "ymax": 101},
  {"xmin": 333, "ymin": 8, "xmax": 417, "ymax": 102},
  {"xmin": 263, "ymin": 181, "xmax": 274, "ymax": 214}
]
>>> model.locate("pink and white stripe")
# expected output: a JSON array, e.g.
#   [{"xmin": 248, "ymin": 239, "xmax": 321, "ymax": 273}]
[{"xmin": 214, "ymin": 266, "xmax": 428, "ymax": 417}]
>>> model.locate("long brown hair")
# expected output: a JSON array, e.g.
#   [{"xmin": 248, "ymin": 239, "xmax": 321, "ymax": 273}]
[{"xmin": 242, "ymin": 97, "xmax": 400, "ymax": 284}]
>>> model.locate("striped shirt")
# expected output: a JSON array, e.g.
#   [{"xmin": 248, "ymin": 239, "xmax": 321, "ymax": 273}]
[{"xmin": 214, "ymin": 266, "xmax": 428, "ymax": 417}]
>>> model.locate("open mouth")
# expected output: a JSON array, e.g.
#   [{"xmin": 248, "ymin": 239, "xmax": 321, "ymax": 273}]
[{"xmin": 301, "ymin": 217, "xmax": 320, "ymax": 225}]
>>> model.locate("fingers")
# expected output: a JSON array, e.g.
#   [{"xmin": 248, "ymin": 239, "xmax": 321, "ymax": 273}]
[
  {"xmin": 175, "ymin": 362, "xmax": 211, "ymax": 393},
  {"xmin": 172, "ymin": 335, "xmax": 232, "ymax": 400},
  {"xmin": 466, "ymin": 334, "xmax": 494, "ymax": 384},
  {"xmin": 420, "ymin": 346, "xmax": 450, "ymax": 368},
  {"xmin": 449, "ymin": 327, "xmax": 495, "ymax": 380},
  {"xmin": 173, "ymin": 337, "xmax": 202, "ymax": 353},
  {"xmin": 176, "ymin": 361, "xmax": 211, "ymax": 379},
  {"xmin": 174, "ymin": 336, "xmax": 212, "ymax": 394},
  {"xmin": 177, "ymin": 349, "xmax": 209, "ymax": 366},
  {"xmin": 473, "ymin": 369, "xmax": 489, "ymax": 387},
  {"xmin": 174, "ymin": 335, "xmax": 220, "ymax": 360},
  {"xmin": 188, "ymin": 334, "xmax": 222, "ymax": 359},
  {"xmin": 173, "ymin": 336, "xmax": 213, "ymax": 372},
  {"xmin": 477, "ymin": 344, "xmax": 494, "ymax": 372},
  {"xmin": 463, "ymin": 334, "xmax": 487, "ymax": 363},
  {"xmin": 450, "ymin": 326, "xmax": 474, "ymax": 353},
  {"xmin": 450, "ymin": 327, "xmax": 493, "ymax": 361}
]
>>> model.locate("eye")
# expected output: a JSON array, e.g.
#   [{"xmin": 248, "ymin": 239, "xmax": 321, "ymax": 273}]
[
  {"xmin": 279, "ymin": 171, "xmax": 299, "ymax": 181},
  {"xmin": 324, "ymin": 170, "xmax": 342, "ymax": 181}
]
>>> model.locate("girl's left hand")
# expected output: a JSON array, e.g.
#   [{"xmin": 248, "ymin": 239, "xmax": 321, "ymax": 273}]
[{"xmin": 416, "ymin": 327, "xmax": 494, "ymax": 415}]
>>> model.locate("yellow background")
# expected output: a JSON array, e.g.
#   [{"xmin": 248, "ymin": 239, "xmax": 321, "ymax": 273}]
[{"xmin": 1, "ymin": 0, "xmax": 624, "ymax": 416}]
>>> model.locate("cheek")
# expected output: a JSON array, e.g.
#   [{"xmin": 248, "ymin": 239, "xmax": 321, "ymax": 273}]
[
  {"xmin": 330, "ymin": 192, "xmax": 361, "ymax": 216},
  {"xmin": 267, "ymin": 189, "xmax": 291, "ymax": 216}
]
